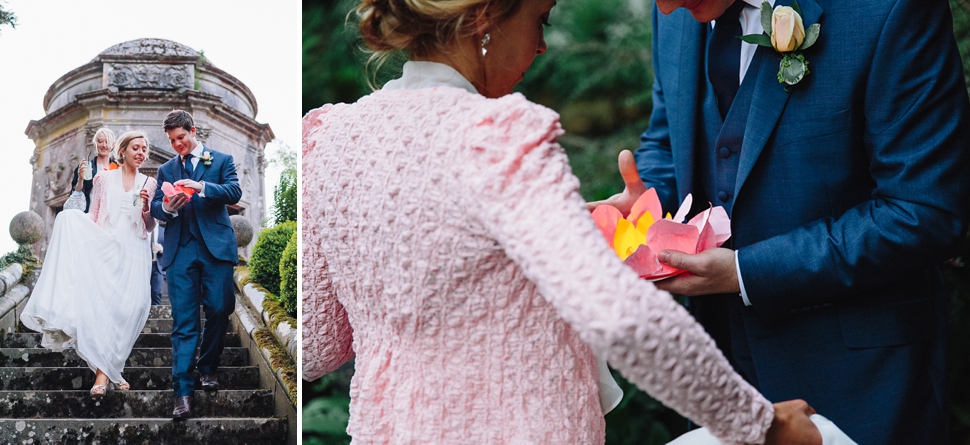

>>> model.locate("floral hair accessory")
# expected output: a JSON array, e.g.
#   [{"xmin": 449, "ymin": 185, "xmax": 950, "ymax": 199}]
[
  {"xmin": 591, "ymin": 189, "xmax": 731, "ymax": 280},
  {"xmin": 740, "ymin": 0, "xmax": 820, "ymax": 86}
]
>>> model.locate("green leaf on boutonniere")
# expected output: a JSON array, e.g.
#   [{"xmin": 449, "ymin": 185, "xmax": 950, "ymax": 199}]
[
  {"xmin": 739, "ymin": 34, "xmax": 773, "ymax": 47},
  {"xmin": 800, "ymin": 23, "xmax": 821, "ymax": 50},
  {"xmin": 760, "ymin": 1, "xmax": 773, "ymax": 36},
  {"xmin": 778, "ymin": 53, "xmax": 809, "ymax": 85}
]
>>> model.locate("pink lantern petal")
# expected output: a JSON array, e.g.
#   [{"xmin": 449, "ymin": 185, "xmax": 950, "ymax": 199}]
[
  {"xmin": 688, "ymin": 204, "xmax": 732, "ymax": 249},
  {"xmin": 688, "ymin": 206, "xmax": 714, "ymax": 251},
  {"xmin": 673, "ymin": 193, "xmax": 693, "ymax": 223},
  {"xmin": 628, "ymin": 188, "xmax": 663, "ymax": 225},
  {"xmin": 177, "ymin": 185, "xmax": 197, "ymax": 197},
  {"xmin": 646, "ymin": 219, "xmax": 701, "ymax": 255},
  {"xmin": 695, "ymin": 221, "xmax": 717, "ymax": 252},
  {"xmin": 707, "ymin": 206, "xmax": 732, "ymax": 246},
  {"xmin": 161, "ymin": 181, "xmax": 177, "ymax": 197},
  {"xmin": 622, "ymin": 244, "xmax": 664, "ymax": 278},
  {"xmin": 591, "ymin": 205, "xmax": 623, "ymax": 245}
]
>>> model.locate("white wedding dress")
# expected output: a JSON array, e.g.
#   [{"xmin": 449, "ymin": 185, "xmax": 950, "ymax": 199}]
[{"xmin": 22, "ymin": 169, "xmax": 154, "ymax": 385}]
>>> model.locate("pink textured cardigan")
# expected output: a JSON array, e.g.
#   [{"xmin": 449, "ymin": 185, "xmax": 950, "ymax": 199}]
[
  {"xmin": 302, "ymin": 87, "xmax": 774, "ymax": 444},
  {"xmin": 87, "ymin": 170, "xmax": 157, "ymax": 237}
]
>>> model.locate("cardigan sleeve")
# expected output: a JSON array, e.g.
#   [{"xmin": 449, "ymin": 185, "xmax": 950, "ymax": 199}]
[
  {"xmin": 141, "ymin": 177, "xmax": 157, "ymax": 235},
  {"xmin": 460, "ymin": 95, "xmax": 774, "ymax": 445},
  {"xmin": 301, "ymin": 105, "xmax": 356, "ymax": 380}
]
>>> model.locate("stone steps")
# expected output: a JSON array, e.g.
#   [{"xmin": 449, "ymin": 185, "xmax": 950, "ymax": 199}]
[
  {"xmin": 0, "ymin": 347, "xmax": 249, "ymax": 367},
  {"xmin": 0, "ymin": 366, "xmax": 260, "ymax": 391},
  {"xmin": 0, "ymin": 301, "xmax": 287, "ymax": 443},
  {"xmin": 0, "ymin": 332, "xmax": 242, "ymax": 348},
  {"xmin": 0, "ymin": 390, "xmax": 275, "ymax": 418},
  {"xmin": 0, "ymin": 418, "xmax": 287, "ymax": 444}
]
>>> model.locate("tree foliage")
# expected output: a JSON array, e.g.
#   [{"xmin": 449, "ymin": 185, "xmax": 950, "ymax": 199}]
[
  {"xmin": 273, "ymin": 169, "xmax": 297, "ymax": 224},
  {"xmin": 272, "ymin": 143, "xmax": 297, "ymax": 224},
  {"xmin": 0, "ymin": 2, "xmax": 16, "ymax": 34}
]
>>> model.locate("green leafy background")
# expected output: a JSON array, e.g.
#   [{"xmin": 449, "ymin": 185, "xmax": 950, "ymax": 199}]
[{"xmin": 303, "ymin": 1, "xmax": 970, "ymax": 443}]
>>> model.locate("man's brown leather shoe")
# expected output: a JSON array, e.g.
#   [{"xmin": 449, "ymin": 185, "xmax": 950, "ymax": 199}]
[
  {"xmin": 172, "ymin": 395, "xmax": 193, "ymax": 420},
  {"xmin": 200, "ymin": 373, "xmax": 220, "ymax": 391}
]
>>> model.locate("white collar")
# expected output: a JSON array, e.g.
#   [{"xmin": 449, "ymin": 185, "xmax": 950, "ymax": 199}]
[
  {"xmin": 382, "ymin": 61, "xmax": 478, "ymax": 95},
  {"xmin": 184, "ymin": 143, "xmax": 204, "ymax": 160},
  {"xmin": 743, "ymin": 0, "xmax": 774, "ymax": 9}
]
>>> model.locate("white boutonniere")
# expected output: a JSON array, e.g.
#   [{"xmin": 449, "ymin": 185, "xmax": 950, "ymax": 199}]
[
  {"xmin": 200, "ymin": 151, "xmax": 213, "ymax": 167},
  {"xmin": 740, "ymin": 0, "xmax": 821, "ymax": 86}
]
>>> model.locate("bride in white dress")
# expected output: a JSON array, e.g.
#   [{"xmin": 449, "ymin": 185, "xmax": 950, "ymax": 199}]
[{"xmin": 22, "ymin": 130, "xmax": 157, "ymax": 397}]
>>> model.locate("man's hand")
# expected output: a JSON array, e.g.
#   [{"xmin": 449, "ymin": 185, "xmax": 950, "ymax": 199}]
[
  {"xmin": 765, "ymin": 400, "xmax": 822, "ymax": 445},
  {"xmin": 163, "ymin": 193, "xmax": 189, "ymax": 213},
  {"xmin": 654, "ymin": 248, "xmax": 740, "ymax": 295},
  {"xmin": 173, "ymin": 179, "xmax": 203, "ymax": 193},
  {"xmin": 586, "ymin": 150, "xmax": 647, "ymax": 215}
]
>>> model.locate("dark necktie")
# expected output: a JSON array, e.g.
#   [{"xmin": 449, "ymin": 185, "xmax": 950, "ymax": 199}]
[
  {"xmin": 708, "ymin": 1, "xmax": 746, "ymax": 119},
  {"xmin": 182, "ymin": 154, "xmax": 194, "ymax": 179}
]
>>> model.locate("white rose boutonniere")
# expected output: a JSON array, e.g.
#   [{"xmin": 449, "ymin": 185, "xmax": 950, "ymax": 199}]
[
  {"xmin": 200, "ymin": 151, "xmax": 213, "ymax": 167},
  {"xmin": 740, "ymin": 0, "xmax": 820, "ymax": 86}
]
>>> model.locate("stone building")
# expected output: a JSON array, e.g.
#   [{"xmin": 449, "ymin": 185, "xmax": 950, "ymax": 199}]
[{"xmin": 24, "ymin": 38, "xmax": 273, "ymax": 258}]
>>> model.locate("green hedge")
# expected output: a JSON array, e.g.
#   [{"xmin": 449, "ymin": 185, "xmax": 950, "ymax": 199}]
[
  {"xmin": 250, "ymin": 221, "xmax": 297, "ymax": 296},
  {"xmin": 279, "ymin": 230, "xmax": 298, "ymax": 317}
]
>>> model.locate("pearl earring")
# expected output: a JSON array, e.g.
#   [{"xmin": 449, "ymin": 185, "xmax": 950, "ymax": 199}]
[{"xmin": 481, "ymin": 33, "xmax": 491, "ymax": 57}]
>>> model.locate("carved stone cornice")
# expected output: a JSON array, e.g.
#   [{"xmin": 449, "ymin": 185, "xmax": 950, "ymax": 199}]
[{"xmin": 105, "ymin": 63, "xmax": 194, "ymax": 91}]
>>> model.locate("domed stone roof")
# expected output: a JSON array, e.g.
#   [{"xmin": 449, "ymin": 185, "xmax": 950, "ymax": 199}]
[{"xmin": 95, "ymin": 38, "xmax": 202, "ymax": 61}]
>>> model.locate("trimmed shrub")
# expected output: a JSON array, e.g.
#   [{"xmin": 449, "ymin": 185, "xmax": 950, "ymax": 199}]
[
  {"xmin": 249, "ymin": 221, "xmax": 296, "ymax": 296},
  {"xmin": 278, "ymin": 230, "xmax": 298, "ymax": 317}
]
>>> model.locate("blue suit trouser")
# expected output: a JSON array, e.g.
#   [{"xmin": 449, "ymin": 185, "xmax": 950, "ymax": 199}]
[{"xmin": 167, "ymin": 236, "xmax": 235, "ymax": 396}]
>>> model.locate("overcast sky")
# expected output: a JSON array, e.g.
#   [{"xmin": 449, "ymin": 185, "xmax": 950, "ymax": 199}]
[{"xmin": 0, "ymin": 0, "xmax": 299, "ymax": 254}]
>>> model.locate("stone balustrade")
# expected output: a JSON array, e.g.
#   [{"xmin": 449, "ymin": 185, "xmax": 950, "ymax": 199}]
[{"xmin": 0, "ymin": 264, "xmax": 30, "ymax": 335}]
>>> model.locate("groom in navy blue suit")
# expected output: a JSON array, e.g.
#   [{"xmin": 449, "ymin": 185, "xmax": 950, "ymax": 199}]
[
  {"xmin": 634, "ymin": 0, "xmax": 970, "ymax": 442},
  {"xmin": 150, "ymin": 110, "xmax": 241, "ymax": 419}
]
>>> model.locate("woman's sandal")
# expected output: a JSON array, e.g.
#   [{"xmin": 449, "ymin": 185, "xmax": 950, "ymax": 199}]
[
  {"xmin": 90, "ymin": 383, "xmax": 108, "ymax": 398},
  {"xmin": 113, "ymin": 382, "xmax": 130, "ymax": 391}
]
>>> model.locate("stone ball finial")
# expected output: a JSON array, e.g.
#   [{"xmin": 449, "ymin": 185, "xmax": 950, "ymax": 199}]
[
  {"xmin": 10, "ymin": 211, "xmax": 44, "ymax": 245},
  {"xmin": 231, "ymin": 215, "xmax": 254, "ymax": 248}
]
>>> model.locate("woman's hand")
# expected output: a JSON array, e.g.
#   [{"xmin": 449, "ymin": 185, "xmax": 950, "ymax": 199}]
[
  {"xmin": 764, "ymin": 399, "xmax": 822, "ymax": 445},
  {"xmin": 75, "ymin": 163, "xmax": 88, "ymax": 191},
  {"xmin": 585, "ymin": 150, "xmax": 646, "ymax": 216},
  {"xmin": 140, "ymin": 189, "xmax": 151, "ymax": 212}
]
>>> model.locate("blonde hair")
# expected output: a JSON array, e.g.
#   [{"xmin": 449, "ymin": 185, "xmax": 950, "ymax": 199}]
[
  {"xmin": 355, "ymin": 0, "xmax": 521, "ymax": 86},
  {"xmin": 91, "ymin": 128, "xmax": 117, "ymax": 156},
  {"xmin": 114, "ymin": 130, "xmax": 150, "ymax": 166}
]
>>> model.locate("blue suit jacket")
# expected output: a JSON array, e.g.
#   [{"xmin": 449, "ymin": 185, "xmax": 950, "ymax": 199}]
[
  {"xmin": 636, "ymin": 0, "xmax": 970, "ymax": 442},
  {"xmin": 150, "ymin": 147, "xmax": 241, "ymax": 269}
]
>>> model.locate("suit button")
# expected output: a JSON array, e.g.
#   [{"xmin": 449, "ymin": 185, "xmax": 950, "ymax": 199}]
[
  {"xmin": 718, "ymin": 191, "xmax": 731, "ymax": 202},
  {"xmin": 719, "ymin": 146, "xmax": 731, "ymax": 158}
]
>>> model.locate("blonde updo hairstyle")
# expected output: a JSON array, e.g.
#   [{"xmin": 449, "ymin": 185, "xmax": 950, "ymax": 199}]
[
  {"xmin": 356, "ymin": 0, "xmax": 522, "ymax": 85},
  {"xmin": 114, "ymin": 130, "xmax": 151, "ymax": 166}
]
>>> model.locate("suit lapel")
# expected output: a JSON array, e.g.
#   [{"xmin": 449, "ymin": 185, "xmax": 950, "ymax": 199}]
[
  {"xmin": 735, "ymin": 0, "xmax": 823, "ymax": 196},
  {"xmin": 674, "ymin": 13, "xmax": 708, "ymax": 202}
]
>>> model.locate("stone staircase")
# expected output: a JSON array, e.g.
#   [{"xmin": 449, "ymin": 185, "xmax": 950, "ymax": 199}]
[{"xmin": 0, "ymin": 302, "xmax": 288, "ymax": 444}]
